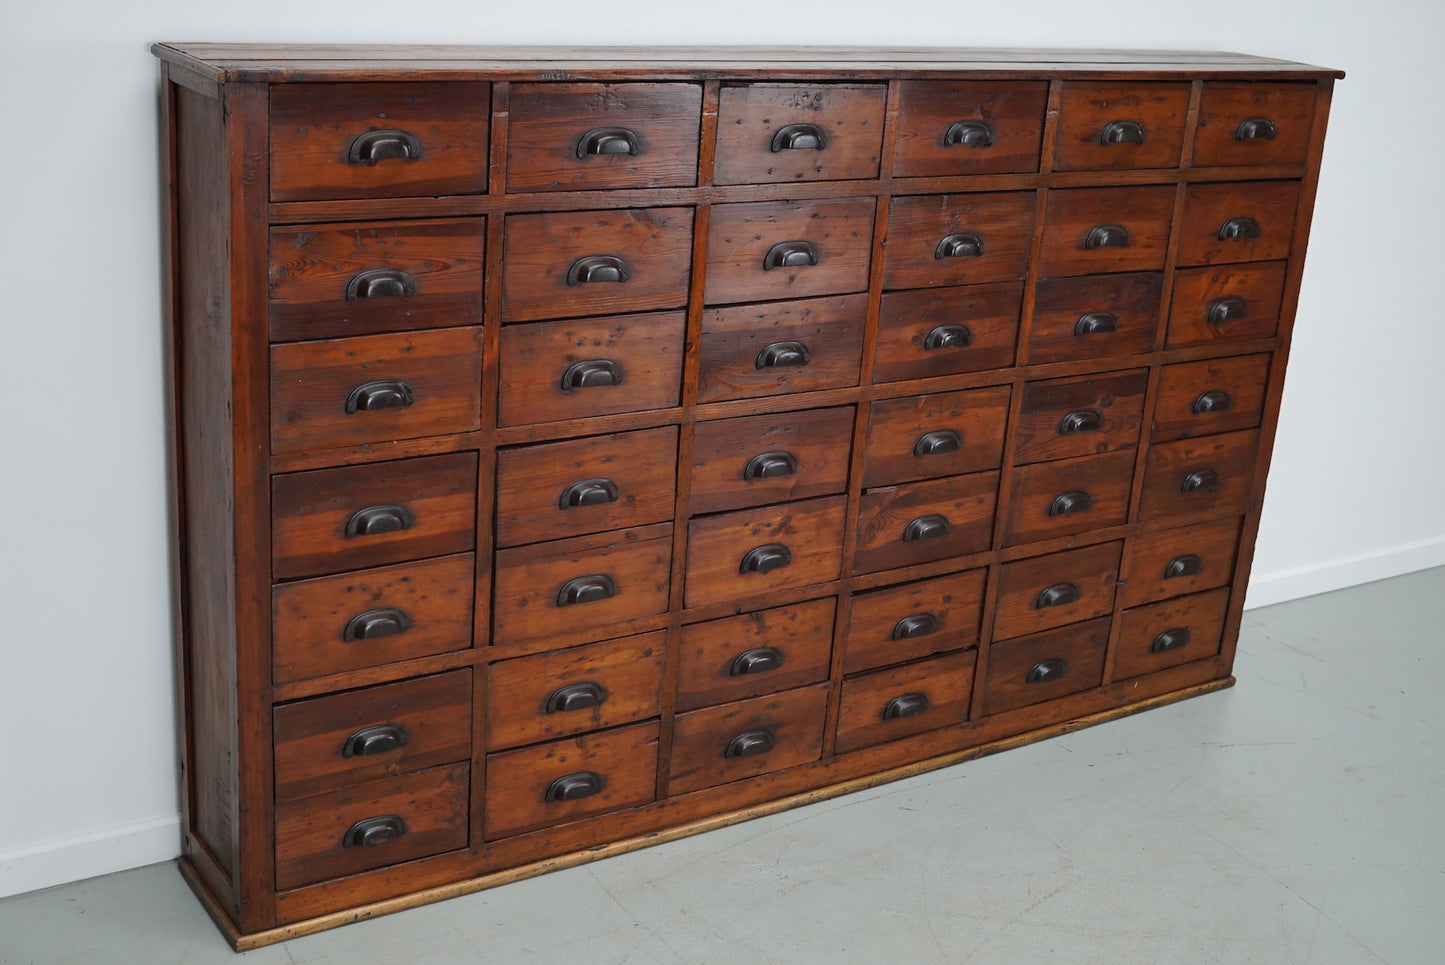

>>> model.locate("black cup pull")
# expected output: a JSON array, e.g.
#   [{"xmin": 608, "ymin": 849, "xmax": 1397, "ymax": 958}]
[
  {"xmin": 1192, "ymin": 390, "xmax": 1233, "ymax": 414},
  {"xmin": 1084, "ymin": 223, "xmax": 1130, "ymax": 249},
  {"xmin": 1235, "ymin": 117, "xmax": 1277, "ymax": 141},
  {"xmin": 771, "ymin": 123, "xmax": 827, "ymax": 152},
  {"xmin": 576, "ymin": 126, "xmax": 641, "ymax": 158},
  {"xmin": 559, "ymin": 478, "xmax": 620, "ymax": 509},
  {"xmin": 343, "ymin": 815, "xmax": 408, "ymax": 848},
  {"xmin": 924, "ymin": 324, "xmax": 972, "ymax": 351},
  {"xmin": 344, "ymin": 504, "xmax": 414, "ymax": 539},
  {"xmin": 1151, "ymin": 627, "xmax": 1192, "ymax": 653},
  {"xmin": 914, "ymin": 429, "xmax": 963, "ymax": 457},
  {"xmin": 341, "ymin": 724, "xmax": 410, "ymax": 758},
  {"xmin": 556, "ymin": 575, "xmax": 618, "ymax": 606},
  {"xmin": 883, "ymin": 693, "xmax": 930, "ymax": 720},
  {"xmin": 903, "ymin": 514, "xmax": 951, "ymax": 542},
  {"xmin": 1035, "ymin": 582, "xmax": 1080, "ymax": 609},
  {"xmin": 342, "ymin": 607, "xmax": 412, "ymax": 642},
  {"xmin": 730, "ymin": 647, "xmax": 784, "ymax": 676},
  {"xmin": 740, "ymin": 543, "xmax": 792, "ymax": 575},
  {"xmin": 763, "ymin": 241, "xmax": 820, "ymax": 271},
  {"xmin": 756, "ymin": 341, "xmax": 811, "ymax": 369},
  {"xmin": 1058, "ymin": 409, "xmax": 1103, "ymax": 435},
  {"xmin": 1099, "ymin": 119, "xmax": 1146, "ymax": 145},
  {"xmin": 545, "ymin": 772, "xmax": 603, "ymax": 802},
  {"xmin": 345, "ymin": 267, "xmax": 417, "ymax": 301},
  {"xmin": 1048, "ymin": 490, "xmax": 1094, "ymax": 517},
  {"xmin": 891, "ymin": 613, "xmax": 939, "ymax": 640},
  {"xmin": 1181, "ymin": 469, "xmax": 1222, "ymax": 494},
  {"xmin": 1075, "ymin": 311, "xmax": 1119, "ymax": 336},
  {"xmin": 561, "ymin": 359, "xmax": 623, "ymax": 391},
  {"xmin": 1207, "ymin": 296, "xmax": 1249, "ymax": 324},
  {"xmin": 1164, "ymin": 554, "xmax": 1205, "ymax": 579},
  {"xmin": 943, "ymin": 119, "xmax": 995, "ymax": 148},
  {"xmin": 545, "ymin": 682, "xmax": 607, "ymax": 714},
  {"xmin": 345, "ymin": 380, "xmax": 415, "ymax": 414},
  {"xmin": 1218, "ymin": 217, "xmax": 1262, "ymax": 242},
  {"xmin": 724, "ymin": 730, "xmax": 776, "ymax": 759},
  {"xmin": 347, "ymin": 130, "xmax": 423, "ymax": 164},
  {"xmin": 935, "ymin": 232, "xmax": 985, "ymax": 260},
  {"xmin": 566, "ymin": 254, "xmax": 630, "ymax": 286},
  {"xmin": 743, "ymin": 451, "xmax": 799, "ymax": 481},
  {"xmin": 1026, "ymin": 658, "xmax": 1069, "ymax": 684}
]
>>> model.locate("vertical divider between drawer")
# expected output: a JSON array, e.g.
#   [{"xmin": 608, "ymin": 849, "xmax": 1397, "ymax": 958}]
[{"xmin": 488, "ymin": 82, "xmax": 509, "ymax": 196}]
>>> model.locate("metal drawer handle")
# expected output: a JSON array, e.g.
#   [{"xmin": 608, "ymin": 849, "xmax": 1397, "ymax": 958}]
[
  {"xmin": 342, "ymin": 607, "xmax": 412, "ymax": 642},
  {"xmin": 730, "ymin": 646, "xmax": 785, "ymax": 676},
  {"xmin": 756, "ymin": 341, "xmax": 811, "ymax": 369},
  {"xmin": 924, "ymin": 324, "xmax": 972, "ymax": 350},
  {"xmin": 545, "ymin": 772, "xmax": 603, "ymax": 802},
  {"xmin": 1099, "ymin": 119, "xmax": 1146, "ymax": 145},
  {"xmin": 771, "ymin": 123, "xmax": 827, "ymax": 152},
  {"xmin": 935, "ymin": 232, "xmax": 984, "ymax": 260},
  {"xmin": 347, "ymin": 130, "xmax": 423, "ymax": 164},
  {"xmin": 1085, "ymin": 224, "xmax": 1130, "ymax": 249},
  {"xmin": 891, "ymin": 613, "xmax": 939, "ymax": 640},
  {"xmin": 1058, "ymin": 409, "xmax": 1103, "ymax": 435},
  {"xmin": 724, "ymin": 729, "xmax": 776, "ymax": 759},
  {"xmin": 559, "ymin": 478, "xmax": 620, "ymax": 509},
  {"xmin": 1192, "ymin": 390, "xmax": 1233, "ymax": 414},
  {"xmin": 344, "ymin": 504, "xmax": 414, "ymax": 538},
  {"xmin": 1218, "ymin": 217, "xmax": 1262, "ymax": 242},
  {"xmin": 576, "ymin": 126, "xmax": 641, "ymax": 158},
  {"xmin": 1035, "ymin": 582, "xmax": 1080, "ymax": 609},
  {"xmin": 545, "ymin": 682, "xmax": 608, "ymax": 714},
  {"xmin": 913, "ymin": 429, "xmax": 963, "ymax": 457},
  {"xmin": 557, "ymin": 574, "xmax": 617, "ymax": 606},
  {"xmin": 1164, "ymin": 554, "xmax": 1205, "ymax": 579},
  {"xmin": 743, "ymin": 451, "xmax": 798, "ymax": 481},
  {"xmin": 1207, "ymin": 296, "xmax": 1249, "ymax": 324},
  {"xmin": 1235, "ymin": 117, "xmax": 1277, "ymax": 141},
  {"xmin": 561, "ymin": 359, "xmax": 623, "ymax": 390},
  {"xmin": 345, "ymin": 380, "xmax": 415, "ymax": 414},
  {"xmin": 763, "ymin": 241, "xmax": 820, "ymax": 271},
  {"xmin": 1026, "ymin": 658, "xmax": 1068, "ymax": 683},
  {"xmin": 566, "ymin": 254, "xmax": 630, "ymax": 285},
  {"xmin": 903, "ymin": 514, "xmax": 951, "ymax": 542},
  {"xmin": 1075, "ymin": 311, "xmax": 1118, "ymax": 336},
  {"xmin": 883, "ymin": 692, "xmax": 930, "ymax": 720},
  {"xmin": 343, "ymin": 815, "xmax": 408, "ymax": 848},
  {"xmin": 1181, "ymin": 469, "xmax": 1222, "ymax": 494},
  {"xmin": 740, "ymin": 543, "xmax": 792, "ymax": 575},
  {"xmin": 1151, "ymin": 627, "xmax": 1192, "ymax": 653},
  {"xmin": 341, "ymin": 724, "xmax": 410, "ymax": 758},
  {"xmin": 345, "ymin": 267, "xmax": 417, "ymax": 301},
  {"xmin": 944, "ymin": 119, "xmax": 994, "ymax": 148},
  {"xmin": 1048, "ymin": 490, "xmax": 1093, "ymax": 517}
]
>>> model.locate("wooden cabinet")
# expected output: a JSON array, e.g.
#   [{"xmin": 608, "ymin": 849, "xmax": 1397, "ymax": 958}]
[{"xmin": 153, "ymin": 43, "xmax": 1340, "ymax": 949}]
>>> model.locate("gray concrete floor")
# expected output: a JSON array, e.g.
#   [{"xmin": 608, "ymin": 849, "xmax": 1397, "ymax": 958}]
[{"xmin": 4, "ymin": 567, "xmax": 1442, "ymax": 964}]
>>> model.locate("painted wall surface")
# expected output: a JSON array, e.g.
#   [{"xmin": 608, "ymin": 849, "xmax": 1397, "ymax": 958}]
[{"xmin": 0, "ymin": 0, "xmax": 1440, "ymax": 897}]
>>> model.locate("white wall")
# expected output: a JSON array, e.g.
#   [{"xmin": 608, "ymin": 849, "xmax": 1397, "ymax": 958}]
[{"xmin": 1, "ymin": 0, "xmax": 1440, "ymax": 898}]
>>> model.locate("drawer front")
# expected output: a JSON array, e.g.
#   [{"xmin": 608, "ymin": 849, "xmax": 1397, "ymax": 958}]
[
  {"xmin": 862, "ymin": 386, "xmax": 1012, "ymax": 487},
  {"xmin": 1152, "ymin": 354, "xmax": 1271, "ymax": 442},
  {"xmin": 1003, "ymin": 451, "xmax": 1136, "ymax": 546},
  {"xmin": 834, "ymin": 650, "xmax": 977, "ymax": 754},
  {"xmin": 486, "ymin": 631, "xmax": 666, "ymax": 750},
  {"xmin": 269, "ymin": 218, "xmax": 485, "ymax": 342},
  {"xmin": 494, "ymin": 426, "xmax": 679, "ymax": 547},
  {"xmin": 270, "ymin": 83, "xmax": 490, "ymax": 202},
  {"xmin": 892, "ymin": 81, "xmax": 1048, "ymax": 178},
  {"xmin": 1039, "ymin": 186, "xmax": 1175, "ymax": 276},
  {"xmin": 690, "ymin": 407, "xmax": 854, "ymax": 516},
  {"xmin": 492, "ymin": 525, "xmax": 673, "ymax": 645},
  {"xmin": 676, "ymin": 598, "xmax": 836, "ymax": 711},
  {"xmin": 1053, "ymin": 83, "xmax": 1191, "ymax": 172},
  {"xmin": 668, "ymin": 684, "xmax": 830, "ymax": 795},
  {"xmin": 270, "ymin": 327, "xmax": 483, "ymax": 456},
  {"xmin": 993, "ymin": 541, "xmax": 1121, "ymax": 640},
  {"xmin": 1121, "ymin": 516, "xmax": 1243, "ymax": 608},
  {"xmin": 271, "ymin": 453, "xmax": 477, "ymax": 581},
  {"xmin": 684, "ymin": 497, "xmax": 847, "ymax": 609},
  {"xmin": 1176, "ymin": 181, "xmax": 1299, "ymax": 267},
  {"xmin": 507, "ymin": 83, "xmax": 702, "ymax": 192},
  {"xmin": 501, "ymin": 207, "xmax": 694, "ymax": 322},
  {"xmin": 1167, "ymin": 262, "xmax": 1287, "ymax": 348},
  {"xmin": 1115, "ymin": 587, "xmax": 1231, "ymax": 680},
  {"xmin": 1193, "ymin": 83, "xmax": 1317, "ymax": 168},
  {"xmin": 1028, "ymin": 272, "xmax": 1162, "ymax": 364},
  {"xmin": 713, "ymin": 84, "xmax": 886, "ymax": 185},
  {"xmin": 704, "ymin": 199, "xmax": 875, "ymax": 305},
  {"xmin": 882, "ymin": 191, "xmax": 1035, "ymax": 290},
  {"xmin": 842, "ymin": 568, "xmax": 986, "ymax": 674},
  {"xmin": 274, "ymin": 763, "xmax": 469, "ymax": 891},
  {"xmin": 1014, "ymin": 370, "xmax": 1148, "ymax": 465},
  {"xmin": 874, "ymin": 284, "xmax": 1022, "ymax": 383},
  {"xmin": 273, "ymin": 670, "xmax": 472, "ymax": 802},
  {"xmin": 483, "ymin": 722, "xmax": 659, "ymax": 839},
  {"xmin": 272, "ymin": 553, "xmax": 475, "ymax": 685},
  {"xmin": 983, "ymin": 618, "xmax": 1109, "ymax": 715},
  {"xmin": 1138, "ymin": 429, "xmax": 1259, "ymax": 523},
  {"xmin": 698, "ymin": 294, "xmax": 865, "ymax": 402},
  {"xmin": 497, "ymin": 311, "xmax": 684, "ymax": 427},
  {"xmin": 853, "ymin": 472, "xmax": 999, "ymax": 575}
]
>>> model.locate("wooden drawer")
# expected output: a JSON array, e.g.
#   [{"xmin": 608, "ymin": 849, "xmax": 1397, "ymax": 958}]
[
  {"xmin": 274, "ymin": 762, "xmax": 469, "ymax": 891},
  {"xmin": 272, "ymin": 553, "xmax": 475, "ymax": 685},
  {"xmin": 506, "ymin": 82, "xmax": 702, "ymax": 192},
  {"xmin": 492, "ymin": 524, "xmax": 673, "ymax": 645},
  {"xmin": 501, "ymin": 207, "xmax": 694, "ymax": 322},
  {"xmin": 993, "ymin": 541, "xmax": 1121, "ymax": 640},
  {"xmin": 1014, "ymin": 370, "xmax": 1148, "ymax": 465},
  {"xmin": 684, "ymin": 497, "xmax": 846, "ymax": 608},
  {"xmin": 1152, "ymin": 354, "xmax": 1271, "ymax": 442},
  {"xmin": 1167, "ymin": 262, "xmax": 1287, "ymax": 347},
  {"xmin": 1039, "ymin": 186, "xmax": 1175, "ymax": 276},
  {"xmin": 1192, "ymin": 83, "xmax": 1317, "ymax": 168},
  {"xmin": 690, "ymin": 407, "xmax": 853, "ymax": 516},
  {"xmin": 698, "ymin": 294, "xmax": 865, "ymax": 402},
  {"xmin": 892, "ymin": 81, "xmax": 1048, "ymax": 178},
  {"xmin": 483, "ymin": 722, "xmax": 659, "ymax": 839},
  {"xmin": 842, "ymin": 568, "xmax": 986, "ymax": 674},
  {"xmin": 704, "ymin": 199, "xmax": 875, "ymax": 305},
  {"xmin": 1138, "ymin": 429, "xmax": 1259, "ymax": 523},
  {"xmin": 1176, "ymin": 181, "xmax": 1300, "ymax": 267},
  {"xmin": 271, "ymin": 452, "xmax": 477, "ymax": 581},
  {"xmin": 834, "ymin": 650, "xmax": 977, "ymax": 754},
  {"xmin": 494, "ymin": 426, "xmax": 679, "ymax": 548},
  {"xmin": 268, "ymin": 218, "xmax": 485, "ymax": 342},
  {"xmin": 486, "ymin": 631, "xmax": 666, "ymax": 750},
  {"xmin": 1115, "ymin": 587, "xmax": 1230, "ymax": 680},
  {"xmin": 713, "ymin": 83, "xmax": 886, "ymax": 185},
  {"xmin": 862, "ymin": 386, "xmax": 1011, "ymax": 488},
  {"xmin": 497, "ymin": 311, "xmax": 683, "ymax": 426},
  {"xmin": 882, "ymin": 192, "xmax": 1035, "ymax": 290},
  {"xmin": 1053, "ymin": 83, "xmax": 1190, "ymax": 172},
  {"xmin": 1028, "ymin": 273, "xmax": 1162, "ymax": 364},
  {"xmin": 1003, "ymin": 451, "xmax": 1136, "ymax": 546},
  {"xmin": 676, "ymin": 598, "xmax": 836, "ymax": 712},
  {"xmin": 270, "ymin": 327, "xmax": 483, "ymax": 456},
  {"xmin": 853, "ymin": 472, "xmax": 999, "ymax": 574},
  {"xmin": 273, "ymin": 670, "xmax": 472, "ymax": 802},
  {"xmin": 1121, "ymin": 516, "xmax": 1243, "ymax": 608},
  {"xmin": 874, "ymin": 283, "xmax": 1022, "ymax": 383},
  {"xmin": 982, "ymin": 618, "xmax": 1109, "ymax": 715},
  {"xmin": 669, "ymin": 684, "xmax": 830, "ymax": 795},
  {"xmin": 269, "ymin": 83, "xmax": 490, "ymax": 202}
]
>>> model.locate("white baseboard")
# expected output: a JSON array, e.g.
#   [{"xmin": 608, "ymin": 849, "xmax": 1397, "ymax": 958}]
[
  {"xmin": 1246, "ymin": 535, "xmax": 1445, "ymax": 609},
  {"xmin": 0, "ymin": 814, "xmax": 181, "ymax": 899}
]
